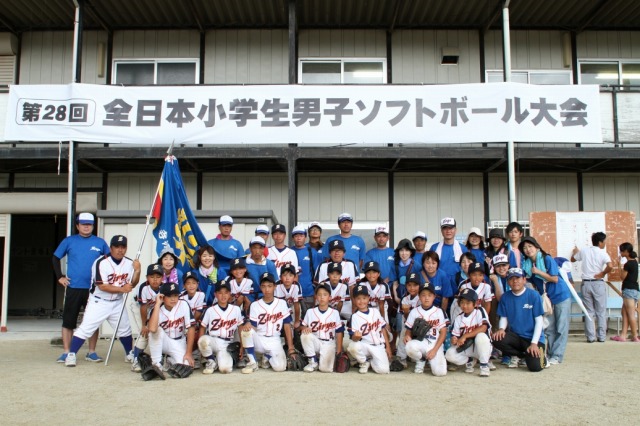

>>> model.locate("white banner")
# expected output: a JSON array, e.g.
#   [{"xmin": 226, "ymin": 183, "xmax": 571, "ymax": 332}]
[{"xmin": 4, "ymin": 82, "xmax": 602, "ymax": 144}]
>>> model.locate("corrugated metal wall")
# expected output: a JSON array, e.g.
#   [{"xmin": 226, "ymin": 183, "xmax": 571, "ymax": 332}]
[
  {"xmin": 577, "ymin": 31, "xmax": 640, "ymax": 59},
  {"xmin": 392, "ymin": 30, "xmax": 481, "ymax": 84},
  {"xmin": 299, "ymin": 29, "xmax": 386, "ymax": 58},
  {"xmin": 488, "ymin": 174, "xmax": 580, "ymax": 222},
  {"xmin": 582, "ymin": 174, "xmax": 640, "ymax": 218},
  {"xmin": 107, "ymin": 173, "xmax": 197, "ymax": 211},
  {"xmin": 0, "ymin": 56, "xmax": 15, "ymax": 84},
  {"xmin": 205, "ymin": 30, "xmax": 287, "ymax": 84},
  {"xmin": 12, "ymin": 173, "xmax": 102, "ymax": 189},
  {"xmin": 112, "ymin": 30, "xmax": 199, "ymax": 59},
  {"xmin": 484, "ymin": 30, "xmax": 566, "ymax": 70},
  {"xmin": 394, "ymin": 174, "xmax": 485, "ymax": 244}
]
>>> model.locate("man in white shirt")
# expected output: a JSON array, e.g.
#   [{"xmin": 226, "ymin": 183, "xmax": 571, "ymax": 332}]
[{"xmin": 571, "ymin": 232, "xmax": 613, "ymax": 343}]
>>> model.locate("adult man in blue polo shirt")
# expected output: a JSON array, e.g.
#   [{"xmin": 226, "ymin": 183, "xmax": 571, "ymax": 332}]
[
  {"xmin": 207, "ymin": 215, "xmax": 244, "ymax": 278},
  {"xmin": 324, "ymin": 212, "xmax": 366, "ymax": 272}
]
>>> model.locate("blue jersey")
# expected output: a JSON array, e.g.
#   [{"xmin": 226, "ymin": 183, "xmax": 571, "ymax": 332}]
[
  {"xmin": 497, "ymin": 288, "xmax": 545, "ymax": 344},
  {"xmin": 420, "ymin": 268, "xmax": 455, "ymax": 307},
  {"xmin": 469, "ymin": 248, "xmax": 485, "ymax": 263},
  {"xmin": 245, "ymin": 258, "xmax": 278, "ymax": 302},
  {"xmin": 324, "ymin": 234, "xmax": 366, "ymax": 271},
  {"xmin": 528, "ymin": 254, "xmax": 571, "ymax": 305},
  {"xmin": 53, "ymin": 234, "xmax": 110, "ymax": 289},
  {"xmin": 365, "ymin": 247, "xmax": 394, "ymax": 281},
  {"xmin": 208, "ymin": 237, "xmax": 244, "ymax": 273},
  {"xmin": 430, "ymin": 242, "xmax": 468, "ymax": 281},
  {"xmin": 293, "ymin": 245, "xmax": 322, "ymax": 297}
]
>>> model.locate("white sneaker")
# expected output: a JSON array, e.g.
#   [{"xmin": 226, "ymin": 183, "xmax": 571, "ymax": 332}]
[
  {"xmin": 237, "ymin": 355, "xmax": 247, "ymax": 368},
  {"xmin": 131, "ymin": 358, "xmax": 141, "ymax": 372},
  {"xmin": 65, "ymin": 352, "xmax": 77, "ymax": 367},
  {"xmin": 508, "ymin": 356, "xmax": 520, "ymax": 368},
  {"xmin": 414, "ymin": 360, "xmax": 426, "ymax": 374},
  {"xmin": 303, "ymin": 360, "xmax": 318, "ymax": 373},
  {"xmin": 242, "ymin": 362, "xmax": 259, "ymax": 374},
  {"xmin": 465, "ymin": 360, "xmax": 476, "ymax": 373},
  {"xmin": 162, "ymin": 356, "xmax": 174, "ymax": 372},
  {"xmin": 479, "ymin": 365, "xmax": 490, "ymax": 377},
  {"xmin": 488, "ymin": 360, "xmax": 497, "ymax": 371},
  {"xmin": 203, "ymin": 359, "xmax": 217, "ymax": 374},
  {"xmin": 399, "ymin": 358, "xmax": 408, "ymax": 368},
  {"xmin": 358, "ymin": 361, "xmax": 370, "ymax": 374},
  {"xmin": 125, "ymin": 351, "xmax": 134, "ymax": 363},
  {"xmin": 260, "ymin": 357, "xmax": 271, "ymax": 369},
  {"xmin": 548, "ymin": 357, "xmax": 560, "ymax": 365}
]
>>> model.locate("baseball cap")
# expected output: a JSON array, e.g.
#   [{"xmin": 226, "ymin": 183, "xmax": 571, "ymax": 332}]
[
  {"xmin": 492, "ymin": 254, "xmax": 509, "ymax": 266},
  {"xmin": 260, "ymin": 272, "xmax": 276, "ymax": 284},
  {"xmin": 308, "ymin": 221, "xmax": 322, "ymax": 231},
  {"xmin": 327, "ymin": 262, "xmax": 342, "ymax": 274},
  {"xmin": 458, "ymin": 288, "xmax": 479, "ymax": 304},
  {"xmin": 229, "ymin": 257, "xmax": 247, "ymax": 270},
  {"xmin": 440, "ymin": 217, "xmax": 456, "ymax": 228},
  {"xmin": 219, "ymin": 215, "xmax": 234, "ymax": 225},
  {"xmin": 337, "ymin": 212, "xmax": 353, "ymax": 223},
  {"xmin": 272, "ymin": 224, "xmax": 286, "ymax": 234},
  {"xmin": 292, "ymin": 225, "xmax": 307, "ymax": 236},
  {"xmin": 507, "ymin": 267, "xmax": 525, "ymax": 280},
  {"xmin": 77, "ymin": 212, "xmax": 95, "ymax": 225},
  {"xmin": 374, "ymin": 225, "xmax": 389, "ymax": 235},
  {"xmin": 487, "ymin": 228, "xmax": 505, "ymax": 241},
  {"xmin": 315, "ymin": 283, "xmax": 332, "ymax": 294},
  {"xmin": 182, "ymin": 270, "xmax": 199, "ymax": 285},
  {"xmin": 419, "ymin": 282, "xmax": 436, "ymax": 294},
  {"xmin": 215, "ymin": 280, "xmax": 231, "ymax": 292},
  {"xmin": 413, "ymin": 231, "xmax": 427, "ymax": 241},
  {"xmin": 363, "ymin": 261, "xmax": 380, "ymax": 273},
  {"xmin": 406, "ymin": 273, "xmax": 421, "ymax": 285},
  {"xmin": 467, "ymin": 227, "xmax": 484, "ymax": 238},
  {"xmin": 352, "ymin": 284, "xmax": 369, "ymax": 298},
  {"xmin": 280, "ymin": 264, "xmax": 297, "ymax": 276},
  {"xmin": 328, "ymin": 240, "xmax": 345, "ymax": 252},
  {"xmin": 146, "ymin": 264, "xmax": 163, "ymax": 276},
  {"xmin": 468, "ymin": 262, "xmax": 485, "ymax": 275},
  {"xmin": 160, "ymin": 282, "xmax": 180, "ymax": 296},
  {"xmin": 249, "ymin": 236, "xmax": 266, "ymax": 247},
  {"xmin": 255, "ymin": 225, "xmax": 270, "ymax": 235},
  {"xmin": 110, "ymin": 235, "xmax": 127, "ymax": 247}
]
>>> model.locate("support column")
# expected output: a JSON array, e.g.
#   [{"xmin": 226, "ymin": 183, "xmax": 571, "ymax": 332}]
[
  {"xmin": 287, "ymin": 149, "xmax": 298, "ymax": 237},
  {"xmin": 502, "ymin": 0, "xmax": 517, "ymax": 222},
  {"xmin": 288, "ymin": 0, "xmax": 297, "ymax": 84}
]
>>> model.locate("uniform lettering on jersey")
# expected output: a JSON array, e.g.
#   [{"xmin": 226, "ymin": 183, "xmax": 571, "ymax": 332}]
[
  {"xmin": 105, "ymin": 272, "xmax": 130, "ymax": 286},
  {"xmin": 459, "ymin": 323, "xmax": 481, "ymax": 335},
  {"xmin": 329, "ymin": 295, "xmax": 343, "ymax": 305},
  {"xmin": 257, "ymin": 312, "xmax": 284, "ymax": 324},
  {"xmin": 359, "ymin": 319, "xmax": 383, "ymax": 336},
  {"xmin": 208, "ymin": 318, "xmax": 239, "ymax": 332},
  {"xmin": 160, "ymin": 317, "xmax": 185, "ymax": 332},
  {"xmin": 424, "ymin": 319, "xmax": 441, "ymax": 328},
  {"xmin": 309, "ymin": 320, "xmax": 340, "ymax": 333},
  {"xmin": 341, "ymin": 277, "xmax": 353, "ymax": 285},
  {"xmin": 273, "ymin": 260, "xmax": 293, "ymax": 270}
]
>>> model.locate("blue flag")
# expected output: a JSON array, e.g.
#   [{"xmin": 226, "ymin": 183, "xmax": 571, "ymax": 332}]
[{"xmin": 152, "ymin": 155, "xmax": 207, "ymax": 272}]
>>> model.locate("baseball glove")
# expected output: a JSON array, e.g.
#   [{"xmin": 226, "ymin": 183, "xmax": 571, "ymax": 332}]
[
  {"xmin": 141, "ymin": 361, "xmax": 165, "ymax": 381},
  {"xmin": 334, "ymin": 351, "xmax": 350, "ymax": 373},
  {"xmin": 137, "ymin": 352, "xmax": 152, "ymax": 372},
  {"xmin": 455, "ymin": 337, "xmax": 475, "ymax": 353},
  {"xmin": 286, "ymin": 350, "xmax": 307, "ymax": 371},
  {"xmin": 411, "ymin": 318, "xmax": 432, "ymax": 341},
  {"xmin": 226, "ymin": 342, "xmax": 241, "ymax": 367},
  {"xmin": 167, "ymin": 363, "xmax": 193, "ymax": 379},
  {"xmin": 389, "ymin": 358, "xmax": 405, "ymax": 372}
]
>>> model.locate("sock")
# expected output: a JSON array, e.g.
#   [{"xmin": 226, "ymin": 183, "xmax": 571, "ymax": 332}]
[
  {"xmin": 245, "ymin": 347, "xmax": 256, "ymax": 363},
  {"xmin": 69, "ymin": 336, "xmax": 85, "ymax": 354},
  {"xmin": 119, "ymin": 335, "xmax": 133, "ymax": 354},
  {"xmin": 133, "ymin": 347, "xmax": 142, "ymax": 358},
  {"xmin": 206, "ymin": 355, "xmax": 215, "ymax": 360},
  {"xmin": 308, "ymin": 356, "xmax": 317, "ymax": 363},
  {"xmin": 480, "ymin": 363, "xmax": 489, "ymax": 367},
  {"xmin": 265, "ymin": 354, "xmax": 271, "ymax": 360}
]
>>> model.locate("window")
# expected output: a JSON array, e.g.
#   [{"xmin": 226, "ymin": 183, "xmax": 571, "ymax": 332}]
[
  {"xmin": 486, "ymin": 70, "xmax": 571, "ymax": 85},
  {"xmin": 113, "ymin": 59, "xmax": 198, "ymax": 85},
  {"xmin": 579, "ymin": 60, "xmax": 640, "ymax": 90},
  {"xmin": 299, "ymin": 59, "xmax": 386, "ymax": 84}
]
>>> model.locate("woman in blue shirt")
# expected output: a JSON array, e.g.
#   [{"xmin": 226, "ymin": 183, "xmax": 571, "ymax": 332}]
[{"xmin": 418, "ymin": 251, "xmax": 455, "ymax": 314}]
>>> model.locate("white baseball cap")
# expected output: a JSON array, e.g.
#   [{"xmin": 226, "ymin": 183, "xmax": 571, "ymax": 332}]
[
  {"xmin": 374, "ymin": 225, "xmax": 389, "ymax": 235},
  {"xmin": 77, "ymin": 212, "xmax": 95, "ymax": 224},
  {"xmin": 255, "ymin": 225, "xmax": 269, "ymax": 235},
  {"xmin": 292, "ymin": 225, "xmax": 307, "ymax": 236},
  {"xmin": 338, "ymin": 212, "xmax": 353, "ymax": 223},
  {"xmin": 493, "ymin": 254, "xmax": 509, "ymax": 266},
  {"xmin": 249, "ymin": 236, "xmax": 266, "ymax": 247},
  {"xmin": 308, "ymin": 221, "xmax": 322, "ymax": 231},
  {"xmin": 468, "ymin": 227, "xmax": 483, "ymax": 238},
  {"xmin": 219, "ymin": 215, "xmax": 234, "ymax": 225},
  {"xmin": 440, "ymin": 217, "xmax": 456, "ymax": 228},
  {"xmin": 412, "ymin": 231, "xmax": 427, "ymax": 240}
]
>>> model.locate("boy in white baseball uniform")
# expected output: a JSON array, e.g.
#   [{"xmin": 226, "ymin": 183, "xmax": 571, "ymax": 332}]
[
  {"xmin": 445, "ymin": 288, "xmax": 493, "ymax": 377},
  {"xmin": 131, "ymin": 263, "xmax": 163, "ymax": 372},
  {"xmin": 360, "ymin": 261, "xmax": 390, "ymax": 318},
  {"xmin": 347, "ymin": 284, "xmax": 392, "ymax": 374},
  {"xmin": 267, "ymin": 224, "xmax": 299, "ymax": 279},
  {"xmin": 458, "ymin": 262, "xmax": 493, "ymax": 314},
  {"xmin": 148, "ymin": 282, "xmax": 196, "ymax": 378},
  {"xmin": 275, "ymin": 264, "xmax": 303, "ymax": 329},
  {"xmin": 322, "ymin": 262, "xmax": 349, "ymax": 315},
  {"xmin": 180, "ymin": 271, "xmax": 207, "ymax": 368},
  {"xmin": 240, "ymin": 272, "xmax": 297, "ymax": 373},
  {"xmin": 396, "ymin": 273, "xmax": 422, "ymax": 368},
  {"xmin": 65, "ymin": 235, "xmax": 141, "ymax": 367},
  {"xmin": 300, "ymin": 283, "xmax": 345, "ymax": 373},
  {"xmin": 404, "ymin": 282, "xmax": 449, "ymax": 376},
  {"xmin": 198, "ymin": 280, "xmax": 244, "ymax": 374}
]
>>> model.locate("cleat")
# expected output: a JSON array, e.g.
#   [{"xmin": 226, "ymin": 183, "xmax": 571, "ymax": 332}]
[
  {"xmin": 242, "ymin": 362, "xmax": 259, "ymax": 374},
  {"xmin": 203, "ymin": 359, "xmax": 217, "ymax": 374},
  {"xmin": 65, "ymin": 352, "xmax": 77, "ymax": 367},
  {"xmin": 358, "ymin": 361, "xmax": 370, "ymax": 374},
  {"xmin": 85, "ymin": 352, "xmax": 103, "ymax": 363},
  {"xmin": 414, "ymin": 360, "xmax": 426, "ymax": 374}
]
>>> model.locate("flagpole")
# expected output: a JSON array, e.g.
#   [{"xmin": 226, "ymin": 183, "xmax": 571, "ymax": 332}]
[{"xmin": 105, "ymin": 142, "xmax": 175, "ymax": 366}]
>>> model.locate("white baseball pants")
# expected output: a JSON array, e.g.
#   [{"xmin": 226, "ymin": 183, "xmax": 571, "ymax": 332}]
[
  {"xmin": 445, "ymin": 333, "xmax": 492, "ymax": 366},
  {"xmin": 406, "ymin": 338, "xmax": 447, "ymax": 376},
  {"xmin": 198, "ymin": 335, "xmax": 234, "ymax": 373},
  {"xmin": 301, "ymin": 333, "xmax": 336, "ymax": 372},
  {"xmin": 74, "ymin": 295, "xmax": 131, "ymax": 339},
  {"xmin": 347, "ymin": 341, "xmax": 390, "ymax": 374},
  {"xmin": 149, "ymin": 327, "xmax": 187, "ymax": 366},
  {"xmin": 241, "ymin": 329, "xmax": 286, "ymax": 372}
]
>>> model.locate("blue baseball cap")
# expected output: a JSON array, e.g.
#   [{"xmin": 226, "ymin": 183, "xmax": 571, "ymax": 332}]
[
  {"xmin": 146, "ymin": 264, "xmax": 163, "ymax": 276},
  {"xmin": 352, "ymin": 284, "xmax": 369, "ymax": 298},
  {"xmin": 77, "ymin": 212, "xmax": 95, "ymax": 225},
  {"xmin": 507, "ymin": 267, "xmax": 525, "ymax": 280},
  {"xmin": 160, "ymin": 282, "xmax": 180, "ymax": 296},
  {"xmin": 215, "ymin": 280, "xmax": 231, "ymax": 292},
  {"xmin": 182, "ymin": 270, "xmax": 198, "ymax": 285}
]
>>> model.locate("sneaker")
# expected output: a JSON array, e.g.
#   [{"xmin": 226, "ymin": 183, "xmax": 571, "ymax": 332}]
[
  {"xmin": 465, "ymin": 360, "xmax": 476, "ymax": 373},
  {"xmin": 260, "ymin": 357, "xmax": 271, "ymax": 369},
  {"xmin": 548, "ymin": 357, "xmax": 560, "ymax": 365},
  {"xmin": 85, "ymin": 352, "xmax": 103, "ymax": 363},
  {"xmin": 125, "ymin": 351, "xmax": 134, "ymax": 363},
  {"xmin": 203, "ymin": 359, "xmax": 217, "ymax": 374},
  {"xmin": 65, "ymin": 352, "xmax": 77, "ymax": 367},
  {"xmin": 303, "ymin": 361, "xmax": 319, "ymax": 373},
  {"xmin": 544, "ymin": 356, "xmax": 551, "ymax": 368},
  {"xmin": 162, "ymin": 356, "xmax": 174, "ymax": 372},
  {"xmin": 131, "ymin": 358, "xmax": 141, "ymax": 372},
  {"xmin": 488, "ymin": 361, "xmax": 497, "ymax": 371},
  {"xmin": 519, "ymin": 358, "xmax": 526, "ymax": 366},
  {"xmin": 500, "ymin": 356, "xmax": 511, "ymax": 365},
  {"xmin": 479, "ymin": 365, "xmax": 490, "ymax": 377},
  {"xmin": 358, "ymin": 361, "xmax": 370, "ymax": 374},
  {"xmin": 237, "ymin": 357, "xmax": 247, "ymax": 368},
  {"xmin": 447, "ymin": 363, "xmax": 458, "ymax": 372},
  {"xmin": 414, "ymin": 360, "xmax": 426, "ymax": 374},
  {"xmin": 57, "ymin": 353, "xmax": 68, "ymax": 363},
  {"xmin": 152, "ymin": 363, "xmax": 166, "ymax": 380},
  {"xmin": 242, "ymin": 362, "xmax": 259, "ymax": 374},
  {"xmin": 508, "ymin": 356, "xmax": 520, "ymax": 368}
]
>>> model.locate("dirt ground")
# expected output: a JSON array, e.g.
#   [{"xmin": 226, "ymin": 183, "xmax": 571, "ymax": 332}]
[{"xmin": 1, "ymin": 336, "xmax": 637, "ymax": 425}]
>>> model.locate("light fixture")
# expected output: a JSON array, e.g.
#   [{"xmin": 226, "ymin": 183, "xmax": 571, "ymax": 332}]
[
  {"xmin": 562, "ymin": 33, "xmax": 571, "ymax": 68},
  {"xmin": 441, "ymin": 47, "xmax": 460, "ymax": 65}
]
